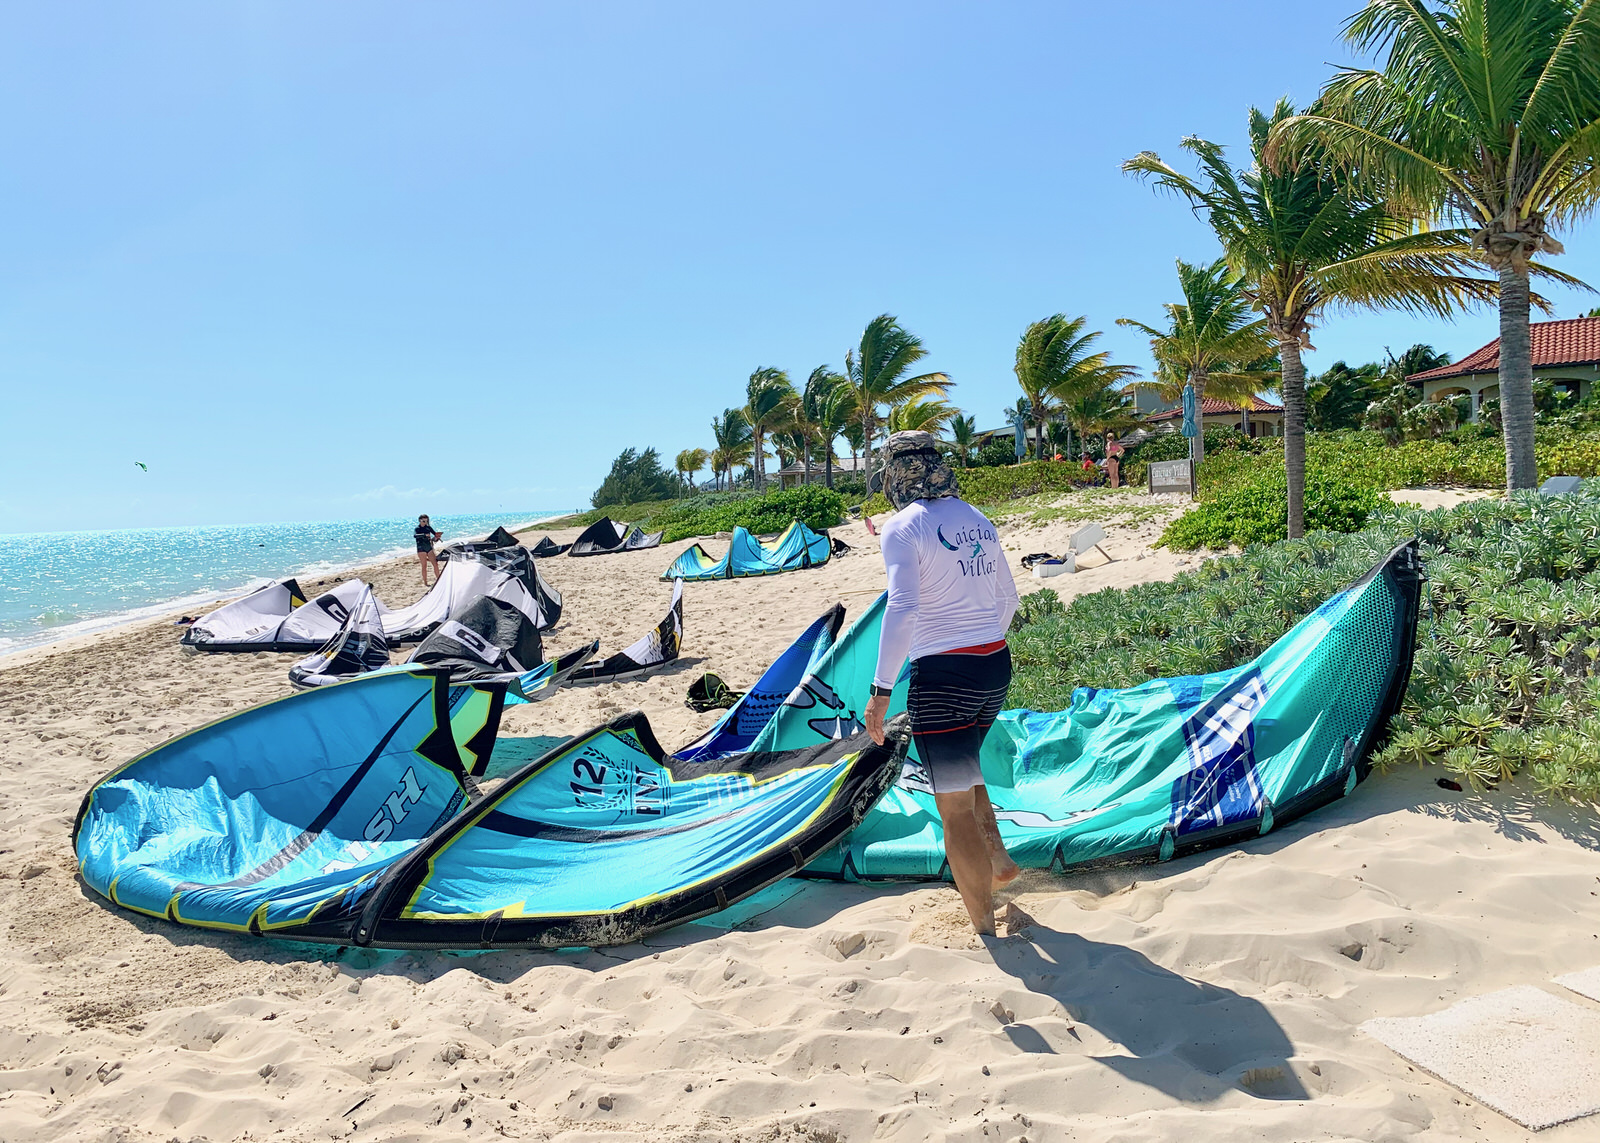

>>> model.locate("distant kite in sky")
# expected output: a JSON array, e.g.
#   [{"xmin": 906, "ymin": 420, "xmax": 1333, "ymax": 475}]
[{"xmin": 134, "ymin": 462, "xmax": 148, "ymax": 472}]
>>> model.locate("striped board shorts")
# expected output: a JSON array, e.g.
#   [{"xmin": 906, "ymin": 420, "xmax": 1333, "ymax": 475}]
[{"xmin": 907, "ymin": 641, "xmax": 1012, "ymax": 795}]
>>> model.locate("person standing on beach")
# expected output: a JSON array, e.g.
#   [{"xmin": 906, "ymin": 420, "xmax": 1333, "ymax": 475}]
[
  {"xmin": 414, "ymin": 514, "xmax": 443, "ymax": 586},
  {"xmin": 864, "ymin": 431, "xmax": 1021, "ymax": 936},
  {"xmin": 1105, "ymin": 431, "xmax": 1124, "ymax": 489}
]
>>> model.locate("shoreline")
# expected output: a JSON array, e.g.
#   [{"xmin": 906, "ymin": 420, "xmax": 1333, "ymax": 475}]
[{"xmin": 0, "ymin": 514, "xmax": 569, "ymax": 669}]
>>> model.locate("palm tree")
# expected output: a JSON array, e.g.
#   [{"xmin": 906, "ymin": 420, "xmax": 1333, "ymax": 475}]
[
  {"xmin": 840, "ymin": 419, "xmax": 866, "ymax": 477},
  {"xmin": 950, "ymin": 413, "xmax": 978, "ymax": 467},
  {"xmin": 771, "ymin": 429, "xmax": 806, "ymax": 478},
  {"xmin": 887, "ymin": 396, "xmax": 961, "ymax": 435},
  {"xmin": 674, "ymin": 448, "xmax": 709, "ymax": 496},
  {"xmin": 1014, "ymin": 315, "xmax": 1138, "ymax": 462},
  {"xmin": 743, "ymin": 367, "xmax": 797, "ymax": 493},
  {"xmin": 1118, "ymin": 259, "xmax": 1279, "ymax": 467},
  {"xmin": 1063, "ymin": 384, "xmax": 1139, "ymax": 455},
  {"xmin": 796, "ymin": 366, "xmax": 842, "ymax": 486},
  {"xmin": 1383, "ymin": 343, "xmax": 1451, "ymax": 386},
  {"xmin": 844, "ymin": 315, "xmax": 950, "ymax": 489},
  {"xmin": 709, "ymin": 408, "xmax": 752, "ymax": 491},
  {"xmin": 1271, "ymin": 0, "xmax": 1598, "ymax": 490},
  {"xmin": 803, "ymin": 366, "xmax": 855, "ymax": 489},
  {"xmin": 1125, "ymin": 99, "xmax": 1496, "ymax": 537}
]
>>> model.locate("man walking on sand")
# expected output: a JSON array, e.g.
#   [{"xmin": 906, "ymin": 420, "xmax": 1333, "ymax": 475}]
[{"xmin": 864, "ymin": 432, "xmax": 1021, "ymax": 935}]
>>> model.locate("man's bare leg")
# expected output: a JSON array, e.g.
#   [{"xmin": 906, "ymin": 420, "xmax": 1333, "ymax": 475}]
[
  {"xmin": 935, "ymin": 789, "xmax": 996, "ymax": 935},
  {"xmin": 973, "ymin": 785, "xmax": 1020, "ymax": 889}
]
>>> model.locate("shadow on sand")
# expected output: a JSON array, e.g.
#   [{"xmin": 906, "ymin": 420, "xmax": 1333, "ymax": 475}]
[{"xmin": 983, "ymin": 924, "xmax": 1309, "ymax": 1102}]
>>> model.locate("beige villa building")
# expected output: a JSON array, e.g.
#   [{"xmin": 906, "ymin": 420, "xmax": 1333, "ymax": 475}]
[{"xmin": 1409, "ymin": 315, "xmax": 1600, "ymax": 417}]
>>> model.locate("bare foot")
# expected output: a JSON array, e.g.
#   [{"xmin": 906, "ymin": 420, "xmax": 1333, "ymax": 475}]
[
  {"xmin": 992, "ymin": 859, "xmax": 1020, "ymax": 890},
  {"xmin": 958, "ymin": 887, "xmax": 996, "ymax": 936}
]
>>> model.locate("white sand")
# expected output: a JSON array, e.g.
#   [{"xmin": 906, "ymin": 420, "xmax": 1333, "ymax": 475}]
[
  {"xmin": 3, "ymin": 493, "xmax": 1599, "ymax": 1141},
  {"xmin": 1388, "ymin": 487, "xmax": 1501, "ymax": 512}
]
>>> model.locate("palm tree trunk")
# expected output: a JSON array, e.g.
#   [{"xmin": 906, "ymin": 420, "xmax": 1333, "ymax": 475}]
[
  {"xmin": 1241, "ymin": 400, "xmax": 1250, "ymax": 438},
  {"xmin": 1191, "ymin": 369, "xmax": 1208, "ymax": 469},
  {"xmin": 802, "ymin": 439, "xmax": 811, "ymax": 488},
  {"xmin": 1498, "ymin": 263, "xmax": 1538, "ymax": 489},
  {"xmin": 754, "ymin": 429, "xmax": 765, "ymax": 493},
  {"xmin": 825, "ymin": 446, "xmax": 834, "ymax": 488},
  {"xmin": 1278, "ymin": 334, "xmax": 1308, "ymax": 539},
  {"xmin": 863, "ymin": 410, "xmax": 876, "ymax": 497}
]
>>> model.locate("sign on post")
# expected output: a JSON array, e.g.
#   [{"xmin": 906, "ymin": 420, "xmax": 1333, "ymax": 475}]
[{"xmin": 1149, "ymin": 458, "xmax": 1195, "ymax": 498}]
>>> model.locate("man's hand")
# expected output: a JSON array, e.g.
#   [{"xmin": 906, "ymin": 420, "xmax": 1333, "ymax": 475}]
[{"xmin": 865, "ymin": 694, "xmax": 890, "ymax": 745}]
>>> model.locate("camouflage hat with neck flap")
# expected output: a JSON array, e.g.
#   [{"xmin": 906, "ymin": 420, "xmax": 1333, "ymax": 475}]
[{"xmin": 880, "ymin": 430, "xmax": 959, "ymax": 510}]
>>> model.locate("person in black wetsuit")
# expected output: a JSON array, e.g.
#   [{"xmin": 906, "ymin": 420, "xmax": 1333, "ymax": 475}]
[{"xmin": 414, "ymin": 514, "xmax": 443, "ymax": 586}]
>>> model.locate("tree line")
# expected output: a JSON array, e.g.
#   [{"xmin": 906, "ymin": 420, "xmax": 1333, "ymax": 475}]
[{"xmin": 603, "ymin": 1, "xmax": 1600, "ymax": 523}]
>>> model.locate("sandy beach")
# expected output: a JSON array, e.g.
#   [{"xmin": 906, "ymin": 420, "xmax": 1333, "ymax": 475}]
[{"xmin": 4, "ymin": 494, "xmax": 1599, "ymax": 1142}]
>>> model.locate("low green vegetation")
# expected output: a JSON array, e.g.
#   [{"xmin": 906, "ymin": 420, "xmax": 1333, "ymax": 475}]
[
  {"xmin": 1121, "ymin": 426, "xmax": 1263, "ymax": 487},
  {"xmin": 1156, "ymin": 429, "xmax": 1600, "ymax": 550},
  {"xmin": 1008, "ymin": 491, "xmax": 1600, "ymax": 805},
  {"xmin": 1199, "ymin": 429, "xmax": 1600, "ymax": 496},
  {"xmin": 989, "ymin": 489, "xmax": 1170, "ymax": 530},
  {"xmin": 1159, "ymin": 469, "xmax": 1386, "ymax": 549},
  {"xmin": 651, "ymin": 485, "xmax": 845, "ymax": 543},
  {"xmin": 535, "ymin": 487, "xmax": 846, "ymax": 544},
  {"xmin": 533, "ymin": 500, "xmax": 682, "ymax": 532}
]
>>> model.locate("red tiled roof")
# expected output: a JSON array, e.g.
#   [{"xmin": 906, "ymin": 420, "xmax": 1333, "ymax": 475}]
[
  {"xmin": 1409, "ymin": 316, "xmax": 1600, "ymax": 382},
  {"xmin": 1146, "ymin": 397, "xmax": 1283, "ymax": 422}
]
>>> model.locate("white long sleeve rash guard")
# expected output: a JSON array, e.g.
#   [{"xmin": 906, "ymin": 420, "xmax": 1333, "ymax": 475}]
[{"xmin": 872, "ymin": 497, "xmax": 1020, "ymax": 690}]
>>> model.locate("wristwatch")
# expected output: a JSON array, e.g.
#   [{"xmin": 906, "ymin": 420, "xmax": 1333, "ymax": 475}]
[{"xmin": 869, "ymin": 684, "xmax": 893, "ymax": 698}]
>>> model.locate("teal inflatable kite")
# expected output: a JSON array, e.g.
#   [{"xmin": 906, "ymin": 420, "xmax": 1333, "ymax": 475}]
[
  {"xmin": 745, "ymin": 541, "xmax": 1423, "ymax": 878},
  {"xmin": 73, "ymin": 668, "xmax": 903, "ymax": 948},
  {"xmin": 662, "ymin": 520, "xmax": 832, "ymax": 581}
]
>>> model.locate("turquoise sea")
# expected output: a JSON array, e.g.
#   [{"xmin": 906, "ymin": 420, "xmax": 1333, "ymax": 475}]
[{"xmin": 0, "ymin": 511, "xmax": 566, "ymax": 656}]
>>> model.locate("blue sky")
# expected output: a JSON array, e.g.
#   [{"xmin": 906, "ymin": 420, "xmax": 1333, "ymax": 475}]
[{"xmin": 4, "ymin": 2, "xmax": 1597, "ymax": 533}]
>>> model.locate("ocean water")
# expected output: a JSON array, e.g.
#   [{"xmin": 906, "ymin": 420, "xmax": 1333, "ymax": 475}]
[{"xmin": 0, "ymin": 511, "xmax": 566, "ymax": 657}]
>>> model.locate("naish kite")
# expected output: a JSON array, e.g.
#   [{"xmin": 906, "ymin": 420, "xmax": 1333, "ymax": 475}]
[
  {"xmin": 787, "ymin": 541, "xmax": 1425, "ymax": 878},
  {"xmin": 72, "ymin": 665, "xmax": 904, "ymax": 949},
  {"xmin": 662, "ymin": 520, "xmax": 833, "ymax": 581}
]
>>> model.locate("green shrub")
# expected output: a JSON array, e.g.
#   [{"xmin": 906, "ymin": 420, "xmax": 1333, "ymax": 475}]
[
  {"xmin": 957, "ymin": 461, "xmax": 1100, "ymax": 505},
  {"xmin": 973, "ymin": 435, "xmax": 1022, "ymax": 467},
  {"xmin": 1159, "ymin": 464, "xmax": 1384, "ymax": 550},
  {"xmin": 1187, "ymin": 429, "xmax": 1600, "ymax": 503},
  {"xmin": 829, "ymin": 475, "xmax": 869, "ymax": 500},
  {"xmin": 1008, "ymin": 488, "xmax": 1600, "ymax": 805},
  {"xmin": 1122, "ymin": 427, "xmax": 1261, "ymax": 486},
  {"xmin": 591, "ymin": 447, "xmax": 678, "ymax": 508},
  {"xmin": 657, "ymin": 485, "xmax": 846, "ymax": 542}
]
